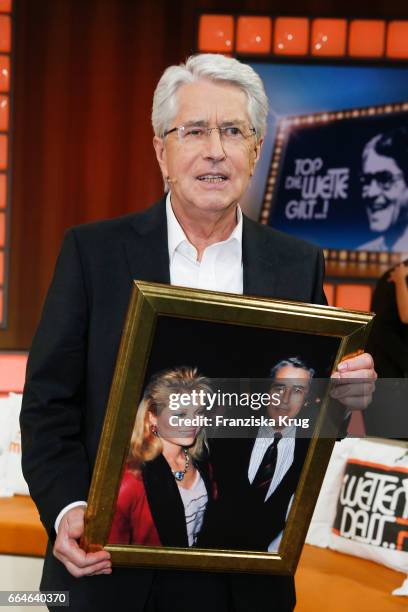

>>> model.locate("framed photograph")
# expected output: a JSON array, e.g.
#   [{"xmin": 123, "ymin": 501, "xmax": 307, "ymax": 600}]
[{"xmin": 82, "ymin": 281, "xmax": 373, "ymax": 575}]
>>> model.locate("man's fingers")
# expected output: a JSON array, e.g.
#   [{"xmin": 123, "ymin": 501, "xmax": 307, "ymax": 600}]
[
  {"xmin": 55, "ymin": 539, "xmax": 110, "ymax": 568},
  {"xmin": 89, "ymin": 564, "xmax": 113, "ymax": 577},
  {"xmin": 332, "ymin": 368, "xmax": 375, "ymax": 380},
  {"xmin": 54, "ymin": 542, "xmax": 112, "ymax": 576},
  {"xmin": 64, "ymin": 559, "xmax": 112, "ymax": 579},
  {"xmin": 329, "ymin": 378, "xmax": 375, "ymax": 411},
  {"xmin": 53, "ymin": 506, "xmax": 111, "ymax": 577},
  {"xmin": 330, "ymin": 381, "xmax": 375, "ymax": 399},
  {"xmin": 335, "ymin": 352, "xmax": 376, "ymax": 378},
  {"xmin": 332, "ymin": 395, "xmax": 372, "ymax": 410}
]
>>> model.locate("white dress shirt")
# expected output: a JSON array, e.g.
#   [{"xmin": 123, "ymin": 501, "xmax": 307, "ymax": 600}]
[
  {"xmin": 55, "ymin": 194, "xmax": 244, "ymax": 534},
  {"xmin": 248, "ymin": 425, "xmax": 296, "ymax": 501},
  {"xmin": 166, "ymin": 193, "xmax": 243, "ymax": 294},
  {"xmin": 248, "ymin": 425, "xmax": 297, "ymax": 552}
]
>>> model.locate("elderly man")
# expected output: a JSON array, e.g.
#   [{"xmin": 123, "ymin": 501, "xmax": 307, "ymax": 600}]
[
  {"xmin": 21, "ymin": 54, "xmax": 375, "ymax": 612},
  {"xmin": 358, "ymin": 126, "xmax": 408, "ymax": 252}
]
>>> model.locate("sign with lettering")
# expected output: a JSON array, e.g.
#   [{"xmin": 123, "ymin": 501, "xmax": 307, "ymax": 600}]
[
  {"xmin": 260, "ymin": 103, "xmax": 408, "ymax": 255},
  {"xmin": 332, "ymin": 458, "xmax": 408, "ymax": 552}
]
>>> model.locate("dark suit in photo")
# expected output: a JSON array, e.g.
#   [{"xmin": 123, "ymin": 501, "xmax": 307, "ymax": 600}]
[{"xmin": 198, "ymin": 435, "xmax": 310, "ymax": 552}]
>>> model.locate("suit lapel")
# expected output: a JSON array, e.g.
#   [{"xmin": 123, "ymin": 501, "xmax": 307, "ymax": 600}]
[
  {"xmin": 122, "ymin": 203, "xmax": 282, "ymax": 297},
  {"xmin": 142, "ymin": 454, "xmax": 188, "ymax": 547},
  {"xmin": 242, "ymin": 215, "xmax": 278, "ymax": 298},
  {"xmin": 264, "ymin": 436, "xmax": 310, "ymax": 504},
  {"xmin": 122, "ymin": 197, "xmax": 170, "ymax": 286},
  {"xmin": 213, "ymin": 437, "xmax": 254, "ymax": 492}
]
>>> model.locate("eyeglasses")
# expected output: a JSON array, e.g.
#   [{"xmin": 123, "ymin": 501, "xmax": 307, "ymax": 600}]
[
  {"xmin": 360, "ymin": 171, "xmax": 404, "ymax": 191},
  {"xmin": 270, "ymin": 383, "xmax": 308, "ymax": 398},
  {"xmin": 163, "ymin": 124, "xmax": 257, "ymax": 146}
]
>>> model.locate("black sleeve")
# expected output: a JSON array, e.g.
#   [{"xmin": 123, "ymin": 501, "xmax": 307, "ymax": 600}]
[
  {"xmin": 310, "ymin": 249, "xmax": 351, "ymax": 437},
  {"xmin": 20, "ymin": 229, "xmax": 91, "ymax": 537},
  {"xmin": 370, "ymin": 276, "xmax": 408, "ymax": 373},
  {"xmin": 311, "ymin": 248, "xmax": 328, "ymax": 306}
]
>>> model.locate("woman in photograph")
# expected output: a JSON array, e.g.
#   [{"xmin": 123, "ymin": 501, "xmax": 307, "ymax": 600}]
[{"xmin": 108, "ymin": 366, "xmax": 217, "ymax": 548}]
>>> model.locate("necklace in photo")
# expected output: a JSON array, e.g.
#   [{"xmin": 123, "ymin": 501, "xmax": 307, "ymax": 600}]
[{"xmin": 173, "ymin": 447, "xmax": 190, "ymax": 481}]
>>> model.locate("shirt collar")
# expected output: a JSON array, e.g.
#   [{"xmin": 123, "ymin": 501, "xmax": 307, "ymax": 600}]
[
  {"xmin": 166, "ymin": 192, "xmax": 243, "ymax": 262},
  {"xmin": 258, "ymin": 424, "xmax": 297, "ymax": 439}
]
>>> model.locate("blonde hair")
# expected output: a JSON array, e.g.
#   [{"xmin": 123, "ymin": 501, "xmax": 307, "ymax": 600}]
[{"xmin": 127, "ymin": 366, "xmax": 212, "ymax": 471}]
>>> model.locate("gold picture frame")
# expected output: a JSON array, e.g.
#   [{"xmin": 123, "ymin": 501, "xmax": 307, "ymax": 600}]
[{"xmin": 82, "ymin": 280, "xmax": 373, "ymax": 575}]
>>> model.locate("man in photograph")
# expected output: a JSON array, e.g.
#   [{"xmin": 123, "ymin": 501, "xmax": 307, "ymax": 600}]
[
  {"xmin": 358, "ymin": 126, "xmax": 408, "ymax": 252},
  {"xmin": 200, "ymin": 357, "xmax": 316, "ymax": 553},
  {"xmin": 21, "ymin": 53, "xmax": 375, "ymax": 612}
]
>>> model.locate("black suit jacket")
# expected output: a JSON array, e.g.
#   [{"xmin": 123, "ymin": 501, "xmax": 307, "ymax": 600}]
[
  {"xmin": 21, "ymin": 197, "xmax": 326, "ymax": 611},
  {"xmin": 199, "ymin": 436, "xmax": 310, "ymax": 552},
  {"xmin": 142, "ymin": 453, "xmax": 215, "ymax": 548}
]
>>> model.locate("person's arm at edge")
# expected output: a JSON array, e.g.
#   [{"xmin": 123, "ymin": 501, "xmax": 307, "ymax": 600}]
[
  {"xmin": 21, "ymin": 229, "xmax": 90, "ymax": 534},
  {"xmin": 310, "ymin": 248, "xmax": 376, "ymax": 411},
  {"xmin": 371, "ymin": 273, "xmax": 408, "ymax": 372},
  {"xmin": 389, "ymin": 262, "xmax": 408, "ymax": 324},
  {"xmin": 20, "ymin": 229, "xmax": 111, "ymax": 575}
]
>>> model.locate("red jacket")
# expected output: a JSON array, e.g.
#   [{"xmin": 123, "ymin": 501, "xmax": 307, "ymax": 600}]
[{"xmin": 108, "ymin": 468, "xmax": 161, "ymax": 546}]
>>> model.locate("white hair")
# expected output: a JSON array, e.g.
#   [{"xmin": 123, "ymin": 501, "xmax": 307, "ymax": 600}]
[
  {"xmin": 362, "ymin": 133, "xmax": 382, "ymax": 163},
  {"xmin": 152, "ymin": 54, "xmax": 268, "ymax": 142}
]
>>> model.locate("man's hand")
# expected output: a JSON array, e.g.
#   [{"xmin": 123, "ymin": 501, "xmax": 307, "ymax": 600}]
[
  {"xmin": 53, "ymin": 507, "xmax": 112, "ymax": 577},
  {"xmin": 330, "ymin": 352, "xmax": 377, "ymax": 410}
]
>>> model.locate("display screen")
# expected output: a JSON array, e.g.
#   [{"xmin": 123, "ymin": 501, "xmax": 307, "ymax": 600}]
[{"xmin": 242, "ymin": 63, "xmax": 408, "ymax": 255}]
